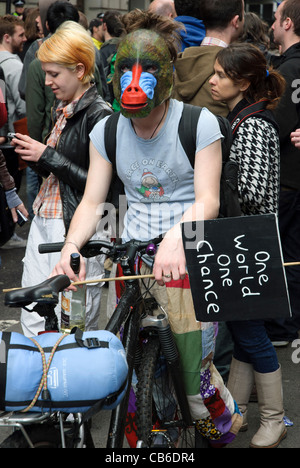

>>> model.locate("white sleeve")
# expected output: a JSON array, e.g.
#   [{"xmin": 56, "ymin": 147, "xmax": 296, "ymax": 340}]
[
  {"xmin": 196, "ymin": 107, "xmax": 223, "ymax": 154},
  {"xmin": 89, "ymin": 115, "xmax": 111, "ymax": 163}
]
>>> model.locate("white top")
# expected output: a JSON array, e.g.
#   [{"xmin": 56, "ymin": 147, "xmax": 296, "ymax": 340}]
[{"xmin": 90, "ymin": 99, "xmax": 222, "ymax": 241}]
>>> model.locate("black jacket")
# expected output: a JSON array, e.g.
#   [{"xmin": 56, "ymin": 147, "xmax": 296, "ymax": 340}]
[
  {"xmin": 34, "ymin": 84, "xmax": 112, "ymax": 231},
  {"xmin": 270, "ymin": 42, "xmax": 300, "ymax": 189}
]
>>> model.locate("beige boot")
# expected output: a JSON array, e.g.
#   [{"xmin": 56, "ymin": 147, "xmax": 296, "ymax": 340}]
[
  {"xmin": 227, "ymin": 358, "xmax": 255, "ymax": 431},
  {"xmin": 250, "ymin": 366, "xmax": 287, "ymax": 448}
]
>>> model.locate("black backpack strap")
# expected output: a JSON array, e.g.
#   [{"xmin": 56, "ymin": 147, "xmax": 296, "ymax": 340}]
[
  {"xmin": 178, "ymin": 104, "xmax": 203, "ymax": 165},
  {"xmin": 178, "ymin": 104, "xmax": 233, "ymax": 165},
  {"xmin": 103, "ymin": 111, "xmax": 124, "ymax": 207},
  {"xmin": 104, "ymin": 111, "xmax": 121, "ymax": 168},
  {"xmin": 216, "ymin": 115, "xmax": 233, "ymax": 163}
]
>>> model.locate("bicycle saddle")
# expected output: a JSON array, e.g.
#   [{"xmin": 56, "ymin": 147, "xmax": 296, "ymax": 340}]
[{"xmin": 5, "ymin": 275, "xmax": 71, "ymax": 308}]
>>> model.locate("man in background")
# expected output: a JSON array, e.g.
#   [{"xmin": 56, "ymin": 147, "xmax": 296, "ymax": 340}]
[
  {"xmin": 173, "ymin": 0, "xmax": 244, "ymax": 116},
  {"xmin": 148, "ymin": 0, "xmax": 177, "ymax": 19},
  {"xmin": 0, "ymin": 15, "xmax": 27, "ymax": 248},
  {"xmin": 265, "ymin": 0, "xmax": 300, "ymax": 346},
  {"xmin": 89, "ymin": 17, "xmax": 103, "ymax": 50},
  {"xmin": 0, "ymin": 15, "xmax": 26, "ymax": 134},
  {"xmin": 174, "ymin": 0, "xmax": 205, "ymax": 51},
  {"xmin": 12, "ymin": 0, "xmax": 26, "ymax": 19}
]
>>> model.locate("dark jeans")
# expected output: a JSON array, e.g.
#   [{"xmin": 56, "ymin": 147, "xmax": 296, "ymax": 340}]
[
  {"xmin": 228, "ymin": 320, "xmax": 279, "ymax": 374},
  {"xmin": 214, "ymin": 322, "xmax": 234, "ymax": 383},
  {"xmin": 265, "ymin": 190, "xmax": 300, "ymax": 342}
]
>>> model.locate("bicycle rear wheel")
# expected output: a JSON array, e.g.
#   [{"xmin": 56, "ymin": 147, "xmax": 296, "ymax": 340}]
[
  {"xmin": 0, "ymin": 419, "xmax": 94, "ymax": 448},
  {"xmin": 0, "ymin": 424, "xmax": 62, "ymax": 448},
  {"xmin": 136, "ymin": 336, "xmax": 204, "ymax": 448}
]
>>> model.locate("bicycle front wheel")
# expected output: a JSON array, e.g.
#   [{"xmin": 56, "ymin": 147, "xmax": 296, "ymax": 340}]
[{"xmin": 136, "ymin": 336, "xmax": 202, "ymax": 448}]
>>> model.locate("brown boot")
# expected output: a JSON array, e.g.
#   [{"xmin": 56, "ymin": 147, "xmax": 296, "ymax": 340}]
[
  {"xmin": 227, "ymin": 358, "xmax": 254, "ymax": 431},
  {"xmin": 250, "ymin": 366, "xmax": 287, "ymax": 448}
]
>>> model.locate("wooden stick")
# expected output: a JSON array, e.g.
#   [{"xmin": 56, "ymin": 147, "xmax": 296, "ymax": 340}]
[
  {"xmin": 283, "ymin": 262, "xmax": 300, "ymax": 267},
  {"xmin": 72, "ymin": 273, "xmax": 155, "ymax": 286},
  {"xmin": 3, "ymin": 262, "xmax": 300, "ymax": 293},
  {"xmin": 2, "ymin": 273, "xmax": 155, "ymax": 293}
]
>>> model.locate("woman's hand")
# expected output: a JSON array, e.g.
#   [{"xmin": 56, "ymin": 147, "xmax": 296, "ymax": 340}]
[
  {"xmin": 291, "ymin": 129, "xmax": 300, "ymax": 149},
  {"xmin": 153, "ymin": 224, "xmax": 186, "ymax": 286},
  {"xmin": 11, "ymin": 133, "xmax": 47, "ymax": 163},
  {"xmin": 10, "ymin": 202, "xmax": 29, "ymax": 224},
  {"xmin": 50, "ymin": 242, "xmax": 86, "ymax": 291}
]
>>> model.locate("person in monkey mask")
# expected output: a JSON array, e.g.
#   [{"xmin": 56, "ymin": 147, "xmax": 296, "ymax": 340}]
[{"xmin": 52, "ymin": 9, "xmax": 243, "ymax": 447}]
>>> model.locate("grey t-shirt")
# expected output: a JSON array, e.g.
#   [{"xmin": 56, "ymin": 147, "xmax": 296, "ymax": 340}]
[{"xmin": 90, "ymin": 99, "xmax": 221, "ymax": 241}]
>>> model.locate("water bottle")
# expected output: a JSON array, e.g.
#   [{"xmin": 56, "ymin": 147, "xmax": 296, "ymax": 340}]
[{"xmin": 61, "ymin": 253, "xmax": 86, "ymax": 333}]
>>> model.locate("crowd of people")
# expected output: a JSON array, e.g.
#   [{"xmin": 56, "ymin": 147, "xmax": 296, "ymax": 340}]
[{"xmin": 0, "ymin": 0, "xmax": 299, "ymax": 449}]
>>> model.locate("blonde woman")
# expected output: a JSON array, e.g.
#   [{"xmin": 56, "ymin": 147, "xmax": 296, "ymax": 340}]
[{"xmin": 12, "ymin": 21, "xmax": 112, "ymax": 336}]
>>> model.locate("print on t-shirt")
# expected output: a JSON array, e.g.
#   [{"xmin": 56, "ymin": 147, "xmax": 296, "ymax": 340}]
[{"xmin": 136, "ymin": 168, "xmax": 166, "ymax": 201}]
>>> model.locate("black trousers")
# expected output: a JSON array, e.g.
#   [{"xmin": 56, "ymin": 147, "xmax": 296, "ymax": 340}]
[{"xmin": 265, "ymin": 189, "xmax": 300, "ymax": 341}]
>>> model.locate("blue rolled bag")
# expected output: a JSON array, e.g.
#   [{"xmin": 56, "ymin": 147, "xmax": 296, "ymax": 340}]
[{"xmin": 0, "ymin": 329, "xmax": 128, "ymax": 414}]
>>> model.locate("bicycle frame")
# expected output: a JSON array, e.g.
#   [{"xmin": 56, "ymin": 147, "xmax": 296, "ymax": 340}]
[
  {"xmin": 106, "ymin": 277, "xmax": 142, "ymax": 448},
  {"xmin": 105, "ymin": 250, "xmax": 193, "ymax": 448}
]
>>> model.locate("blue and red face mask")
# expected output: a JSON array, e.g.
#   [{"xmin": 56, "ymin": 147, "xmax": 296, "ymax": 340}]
[{"xmin": 113, "ymin": 29, "xmax": 173, "ymax": 118}]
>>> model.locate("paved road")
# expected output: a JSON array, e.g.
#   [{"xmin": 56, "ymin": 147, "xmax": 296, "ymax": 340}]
[
  {"xmin": 0, "ymin": 181, "xmax": 299, "ymax": 448},
  {"xmin": 0, "ymin": 221, "xmax": 29, "ymax": 330}
]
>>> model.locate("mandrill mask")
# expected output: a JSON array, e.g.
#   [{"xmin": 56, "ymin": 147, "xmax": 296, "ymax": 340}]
[{"xmin": 113, "ymin": 29, "xmax": 174, "ymax": 119}]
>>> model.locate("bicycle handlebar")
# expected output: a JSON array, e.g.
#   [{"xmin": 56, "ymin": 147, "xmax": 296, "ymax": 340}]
[
  {"xmin": 38, "ymin": 236, "xmax": 163, "ymax": 260},
  {"xmin": 38, "ymin": 240, "xmax": 113, "ymax": 257}
]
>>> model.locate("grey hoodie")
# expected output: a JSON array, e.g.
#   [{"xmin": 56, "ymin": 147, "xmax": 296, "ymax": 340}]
[
  {"xmin": 0, "ymin": 51, "xmax": 26, "ymax": 134},
  {"xmin": 173, "ymin": 45, "xmax": 228, "ymax": 117}
]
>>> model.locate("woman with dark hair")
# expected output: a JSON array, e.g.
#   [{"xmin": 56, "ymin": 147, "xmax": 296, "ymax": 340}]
[
  {"xmin": 21, "ymin": 7, "xmax": 43, "ymax": 60},
  {"xmin": 209, "ymin": 42, "xmax": 287, "ymax": 449},
  {"xmin": 210, "ymin": 42, "xmax": 285, "ymax": 216},
  {"xmin": 240, "ymin": 12, "xmax": 270, "ymax": 54}
]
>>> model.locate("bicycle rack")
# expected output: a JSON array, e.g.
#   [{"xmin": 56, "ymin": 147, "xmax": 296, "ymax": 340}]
[{"xmin": 0, "ymin": 411, "xmax": 51, "ymax": 448}]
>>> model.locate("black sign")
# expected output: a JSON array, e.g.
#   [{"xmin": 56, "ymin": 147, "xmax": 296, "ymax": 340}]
[{"xmin": 182, "ymin": 214, "xmax": 292, "ymax": 322}]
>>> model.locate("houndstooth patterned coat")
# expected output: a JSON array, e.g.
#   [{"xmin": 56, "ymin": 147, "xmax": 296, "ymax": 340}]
[{"xmin": 229, "ymin": 116, "xmax": 280, "ymax": 216}]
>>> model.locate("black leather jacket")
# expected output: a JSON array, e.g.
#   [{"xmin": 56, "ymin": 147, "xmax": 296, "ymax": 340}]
[{"xmin": 34, "ymin": 84, "xmax": 112, "ymax": 232}]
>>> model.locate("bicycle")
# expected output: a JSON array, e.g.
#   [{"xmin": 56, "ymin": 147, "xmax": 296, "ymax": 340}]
[{"xmin": 0, "ymin": 237, "xmax": 209, "ymax": 448}]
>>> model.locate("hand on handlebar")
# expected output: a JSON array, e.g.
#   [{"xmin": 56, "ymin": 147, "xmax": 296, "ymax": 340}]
[
  {"xmin": 50, "ymin": 243, "xmax": 86, "ymax": 290},
  {"xmin": 153, "ymin": 225, "xmax": 186, "ymax": 286}
]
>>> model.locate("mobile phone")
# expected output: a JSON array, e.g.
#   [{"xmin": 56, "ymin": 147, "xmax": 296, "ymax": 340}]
[
  {"xmin": 7, "ymin": 132, "xmax": 16, "ymax": 142},
  {"xmin": 16, "ymin": 209, "xmax": 28, "ymax": 226}
]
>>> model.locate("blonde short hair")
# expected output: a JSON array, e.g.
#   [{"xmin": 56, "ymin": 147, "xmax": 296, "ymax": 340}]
[{"xmin": 37, "ymin": 21, "xmax": 95, "ymax": 84}]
